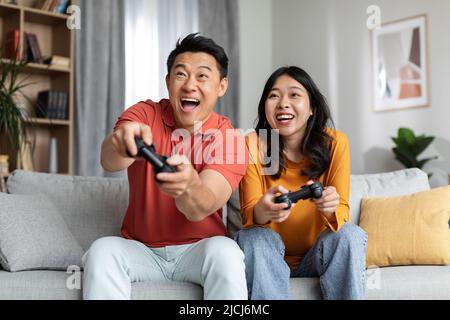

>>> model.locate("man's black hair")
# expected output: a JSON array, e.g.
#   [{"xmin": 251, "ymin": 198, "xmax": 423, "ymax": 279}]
[{"xmin": 166, "ymin": 33, "xmax": 228, "ymax": 79}]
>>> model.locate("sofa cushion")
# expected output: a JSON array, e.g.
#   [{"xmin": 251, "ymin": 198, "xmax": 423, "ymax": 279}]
[
  {"xmin": 0, "ymin": 193, "xmax": 84, "ymax": 272},
  {"xmin": 0, "ymin": 269, "xmax": 203, "ymax": 300},
  {"xmin": 7, "ymin": 170, "xmax": 129, "ymax": 251},
  {"xmin": 360, "ymin": 186, "xmax": 450, "ymax": 267},
  {"xmin": 365, "ymin": 266, "xmax": 450, "ymax": 300},
  {"xmin": 0, "ymin": 270, "xmax": 82, "ymax": 300},
  {"xmin": 226, "ymin": 188, "xmax": 242, "ymax": 239},
  {"xmin": 2, "ymin": 267, "xmax": 449, "ymax": 300},
  {"xmin": 289, "ymin": 277, "xmax": 323, "ymax": 300},
  {"xmin": 288, "ymin": 266, "xmax": 450, "ymax": 300},
  {"xmin": 348, "ymin": 168, "xmax": 430, "ymax": 224}
]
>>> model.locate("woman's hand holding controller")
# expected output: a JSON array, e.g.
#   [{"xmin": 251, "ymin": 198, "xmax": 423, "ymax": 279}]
[
  {"xmin": 254, "ymin": 185, "xmax": 295, "ymax": 224},
  {"xmin": 306, "ymin": 180, "xmax": 340, "ymax": 218}
]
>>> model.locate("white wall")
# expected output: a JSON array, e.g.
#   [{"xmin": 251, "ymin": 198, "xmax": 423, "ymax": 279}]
[
  {"xmin": 272, "ymin": 0, "xmax": 337, "ymax": 119},
  {"xmin": 238, "ymin": 0, "xmax": 273, "ymax": 131},
  {"xmin": 268, "ymin": 0, "xmax": 450, "ymax": 186}
]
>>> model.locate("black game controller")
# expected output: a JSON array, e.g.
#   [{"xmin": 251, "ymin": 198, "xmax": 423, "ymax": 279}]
[
  {"xmin": 274, "ymin": 182, "xmax": 324, "ymax": 210},
  {"xmin": 127, "ymin": 136, "xmax": 176, "ymax": 174}
]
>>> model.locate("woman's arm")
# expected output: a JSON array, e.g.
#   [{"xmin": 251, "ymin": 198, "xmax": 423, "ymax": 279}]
[
  {"xmin": 319, "ymin": 131, "xmax": 351, "ymax": 231},
  {"xmin": 239, "ymin": 152, "xmax": 266, "ymax": 227},
  {"xmin": 239, "ymin": 133, "xmax": 292, "ymax": 226}
]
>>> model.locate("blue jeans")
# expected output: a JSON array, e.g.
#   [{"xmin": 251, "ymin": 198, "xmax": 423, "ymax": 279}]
[{"xmin": 235, "ymin": 223, "xmax": 368, "ymax": 300}]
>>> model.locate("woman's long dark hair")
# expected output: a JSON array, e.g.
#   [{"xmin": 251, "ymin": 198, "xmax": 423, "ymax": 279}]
[{"xmin": 255, "ymin": 66, "xmax": 334, "ymax": 180}]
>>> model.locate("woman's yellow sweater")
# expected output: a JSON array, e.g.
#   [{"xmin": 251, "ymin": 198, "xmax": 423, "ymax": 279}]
[{"xmin": 239, "ymin": 129, "xmax": 350, "ymax": 271}]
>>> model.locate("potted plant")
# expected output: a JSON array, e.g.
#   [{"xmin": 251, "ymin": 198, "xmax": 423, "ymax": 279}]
[
  {"xmin": 391, "ymin": 127, "xmax": 438, "ymax": 177},
  {"xmin": 0, "ymin": 55, "xmax": 34, "ymax": 172}
]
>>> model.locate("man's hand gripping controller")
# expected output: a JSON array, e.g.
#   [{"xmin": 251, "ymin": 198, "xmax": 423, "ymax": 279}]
[
  {"xmin": 274, "ymin": 182, "xmax": 324, "ymax": 210},
  {"xmin": 127, "ymin": 137, "xmax": 176, "ymax": 174}
]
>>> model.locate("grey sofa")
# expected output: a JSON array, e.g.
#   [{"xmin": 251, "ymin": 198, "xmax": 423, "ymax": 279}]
[{"xmin": 1, "ymin": 168, "xmax": 449, "ymax": 300}]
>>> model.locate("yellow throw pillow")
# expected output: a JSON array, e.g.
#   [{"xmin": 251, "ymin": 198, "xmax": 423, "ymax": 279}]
[{"xmin": 360, "ymin": 186, "xmax": 450, "ymax": 267}]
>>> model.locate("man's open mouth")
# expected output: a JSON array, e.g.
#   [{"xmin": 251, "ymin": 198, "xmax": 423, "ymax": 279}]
[{"xmin": 181, "ymin": 98, "xmax": 200, "ymax": 113}]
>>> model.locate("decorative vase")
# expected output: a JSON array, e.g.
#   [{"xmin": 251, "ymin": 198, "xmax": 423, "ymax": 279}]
[
  {"xmin": 0, "ymin": 155, "xmax": 9, "ymax": 176},
  {"xmin": 48, "ymin": 138, "xmax": 58, "ymax": 174},
  {"xmin": 0, "ymin": 155, "xmax": 9, "ymax": 193}
]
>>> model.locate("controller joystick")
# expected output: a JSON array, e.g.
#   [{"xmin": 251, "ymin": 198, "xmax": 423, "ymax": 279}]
[
  {"xmin": 274, "ymin": 182, "xmax": 324, "ymax": 210},
  {"xmin": 127, "ymin": 137, "xmax": 176, "ymax": 174}
]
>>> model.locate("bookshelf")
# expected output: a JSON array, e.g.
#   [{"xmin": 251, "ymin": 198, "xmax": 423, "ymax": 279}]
[{"xmin": 0, "ymin": 0, "xmax": 74, "ymax": 175}]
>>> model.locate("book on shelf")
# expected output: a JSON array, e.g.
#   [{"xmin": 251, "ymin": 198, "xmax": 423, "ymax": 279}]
[
  {"xmin": 36, "ymin": 0, "xmax": 54, "ymax": 11},
  {"xmin": 36, "ymin": 90, "xmax": 68, "ymax": 120},
  {"xmin": 43, "ymin": 55, "xmax": 70, "ymax": 68},
  {"xmin": 34, "ymin": 0, "xmax": 70, "ymax": 13},
  {"xmin": 4, "ymin": 29, "xmax": 20, "ymax": 61},
  {"xmin": 34, "ymin": 0, "xmax": 48, "ymax": 10},
  {"xmin": 54, "ymin": 0, "xmax": 70, "ymax": 13},
  {"xmin": 1, "ymin": 1, "xmax": 18, "ymax": 6},
  {"xmin": 24, "ymin": 32, "xmax": 43, "ymax": 63}
]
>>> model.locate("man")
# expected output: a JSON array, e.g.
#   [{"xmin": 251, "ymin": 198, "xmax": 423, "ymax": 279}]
[{"xmin": 82, "ymin": 33, "xmax": 248, "ymax": 300}]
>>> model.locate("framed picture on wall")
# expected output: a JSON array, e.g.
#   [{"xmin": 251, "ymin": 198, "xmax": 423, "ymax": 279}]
[{"xmin": 372, "ymin": 14, "xmax": 429, "ymax": 112}]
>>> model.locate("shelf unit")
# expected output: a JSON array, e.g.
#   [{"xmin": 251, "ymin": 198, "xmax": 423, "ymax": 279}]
[{"xmin": 0, "ymin": 0, "xmax": 74, "ymax": 175}]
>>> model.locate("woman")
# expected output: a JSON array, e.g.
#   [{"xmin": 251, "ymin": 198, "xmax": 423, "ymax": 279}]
[{"xmin": 235, "ymin": 66, "xmax": 367, "ymax": 300}]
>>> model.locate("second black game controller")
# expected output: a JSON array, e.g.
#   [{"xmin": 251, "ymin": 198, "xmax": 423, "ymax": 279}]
[
  {"xmin": 274, "ymin": 182, "xmax": 324, "ymax": 210},
  {"xmin": 127, "ymin": 136, "xmax": 176, "ymax": 174}
]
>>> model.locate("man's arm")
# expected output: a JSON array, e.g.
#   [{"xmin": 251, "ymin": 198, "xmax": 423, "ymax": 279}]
[
  {"xmin": 155, "ymin": 155, "xmax": 232, "ymax": 222},
  {"xmin": 175, "ymin": 169, "xmax": 232, "ymax": 221},
  {"xmin": 101, "ymin": 133, "xmax": 135, "ymax": 172},
  {"xmin": 100, "ymin": 122, "xmax": 153, "ymax": 172}
]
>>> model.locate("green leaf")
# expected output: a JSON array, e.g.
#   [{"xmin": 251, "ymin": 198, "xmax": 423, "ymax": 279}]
[
  {"xmin": 414, "ymin": 136, "xmax": 434, "ymax": 155},
  {"xmin": 393, "ymin": 147, "xmax": 416, "ymax": 168},
  {"xmin": 0, "ymin": 54, "xmax": 32, "ymax": 156},
  {"xmin": 391, "ymin": 137, "xmax": 401, "ymax": 145},
  {"xmin": 393, "ymin": 145, "xmax": 416, "ymax": 161},
  {"xmin": 398, "ymin": 128, "xmax": 416, "ymax": 145},
  {"xmin": 417, "ymin": 156, "xmax": 438, "ymax": 169},
  {"xmin": 392, "ymin": 135, "xmax": 416, "ymax": 156}
]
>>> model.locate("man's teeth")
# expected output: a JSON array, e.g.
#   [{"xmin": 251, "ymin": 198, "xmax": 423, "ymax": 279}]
[
  {"xmin": 181, "ymin": 98, "xmax": 200, "ymax": 104},
  {"xmin": 276, "ymin": 115, "xmax": 294, "ymax": 120}
]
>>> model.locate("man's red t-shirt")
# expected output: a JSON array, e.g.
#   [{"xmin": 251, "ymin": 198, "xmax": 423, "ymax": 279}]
[{"xmin": 114, "ymin": 99, "xmax": 248, "ymax": 247}]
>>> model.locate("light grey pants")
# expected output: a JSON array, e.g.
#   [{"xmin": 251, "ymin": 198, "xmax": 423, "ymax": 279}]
[{"xmin": 82, "ymin": 236, "xmax": 248, "ymax": 300}]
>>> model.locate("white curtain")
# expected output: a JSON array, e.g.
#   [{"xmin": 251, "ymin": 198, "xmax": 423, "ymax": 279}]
[
  {"xmin": 124, "ymin": 0, "xmax": 159, "ymax": 109},
  {"xmin": 157, "ymin": 0, "xmax": 199, "ymax": 99},
  {"xmin": 124, "ymin": 0, "xmax": 199, "ymax": 107}
]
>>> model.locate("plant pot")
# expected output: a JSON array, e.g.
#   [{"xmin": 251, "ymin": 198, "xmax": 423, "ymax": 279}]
[
  {"xmin": 0, "ymin": 154, "xmax": 9, "ymax": 175},
  {"xmin": 0, "ymin": 133, "xmax": 19, "ymax": 174}
]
